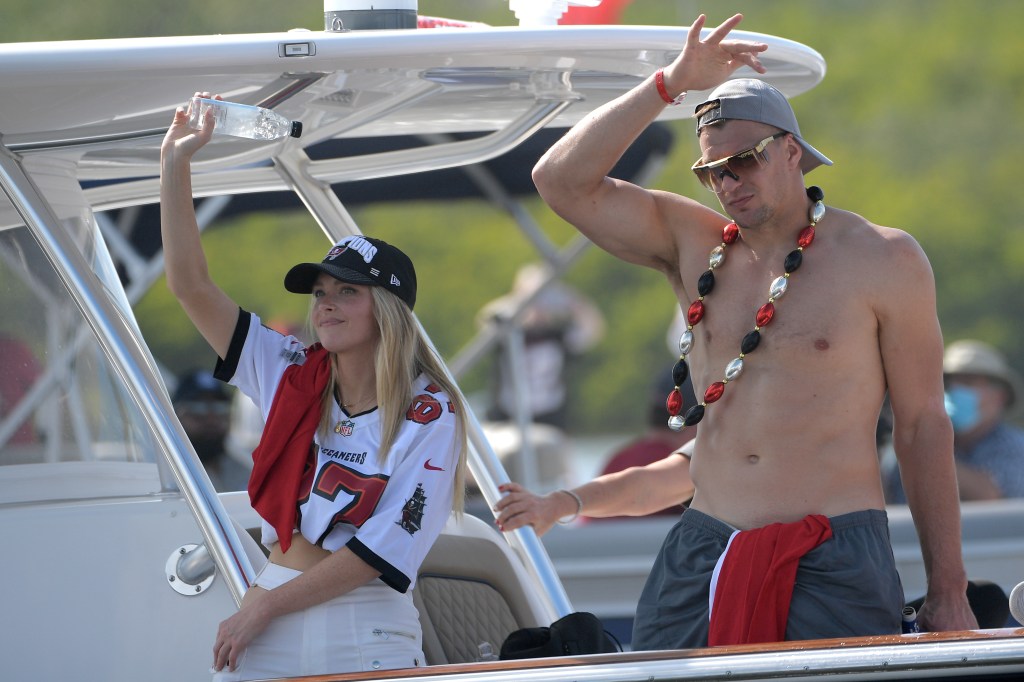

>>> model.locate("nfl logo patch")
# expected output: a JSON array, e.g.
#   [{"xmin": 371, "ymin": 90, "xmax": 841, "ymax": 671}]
[{"xmin": 334, "ymin": 419, "xmax": 355, "ymax": 436}]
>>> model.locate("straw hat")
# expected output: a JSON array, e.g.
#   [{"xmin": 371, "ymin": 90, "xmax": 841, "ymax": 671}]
[{"xmin": 943, "ymin": 340, "xmax": 1024, "ymax": 408}]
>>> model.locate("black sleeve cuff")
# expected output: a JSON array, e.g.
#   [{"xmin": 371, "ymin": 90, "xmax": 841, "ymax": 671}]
[
  {"xmin": 347, "ymin": 537, "xmax": 411, "ymax": 593},
  {"xmin": 213, "ymin": 308, "xmax": 250, "ymax": 383}
]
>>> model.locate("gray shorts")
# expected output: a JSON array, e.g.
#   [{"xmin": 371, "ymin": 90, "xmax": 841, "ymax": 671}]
[{"xmin": 632, "ymin": 508, "xmax": 904, "ymax": 650}]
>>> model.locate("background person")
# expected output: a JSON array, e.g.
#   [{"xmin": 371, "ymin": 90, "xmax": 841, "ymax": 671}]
[
  {"xmin": 477, "ymin": 262, "xmax": 605, "ymax": 430},
  {"xmin": 887, "ymin": 340, "xmax": 1024, "ymax": 502},
  {"xmin": 944, "ymin": 340, "xmax": 1024, "ymax": 499},
  {"xmin": 527, "ymin": 13, "xmax": 975, "ymax": 647},
  {"xmin": 161, "ymin": 94, "xmax": 468, "ymax": 680}
]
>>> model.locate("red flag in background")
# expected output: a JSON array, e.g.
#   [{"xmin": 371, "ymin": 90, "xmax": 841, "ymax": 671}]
[{"xmin": 559, "ymin": 0, "xmax": 634, "ymax": 25}]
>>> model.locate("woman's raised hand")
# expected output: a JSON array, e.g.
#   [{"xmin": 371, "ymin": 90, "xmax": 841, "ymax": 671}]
[{"xmin": 161, "ymin": 91, "xmax": 219, "ymax": 162}]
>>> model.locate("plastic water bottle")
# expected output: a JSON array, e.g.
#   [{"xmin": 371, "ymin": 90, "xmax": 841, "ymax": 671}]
[{"xmin": 187, "ymin": 97, "xmax": 302, "ymax": 140}]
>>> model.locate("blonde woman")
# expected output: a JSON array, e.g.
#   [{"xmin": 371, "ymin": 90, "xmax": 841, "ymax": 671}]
[{"xmin": 161, "ymin": 94, "xmax": 467, "ymax": 680}]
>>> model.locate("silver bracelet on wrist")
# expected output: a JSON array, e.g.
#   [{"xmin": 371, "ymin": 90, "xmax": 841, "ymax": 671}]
[{"xmin": 556, "ymin": 489, "xmax": 584, "ymax": 525}]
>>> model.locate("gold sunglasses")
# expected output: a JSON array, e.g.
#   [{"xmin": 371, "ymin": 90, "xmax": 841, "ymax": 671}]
[{"xmin": 691, "ymin": 132, "xmax": 788, "ymax": 192}]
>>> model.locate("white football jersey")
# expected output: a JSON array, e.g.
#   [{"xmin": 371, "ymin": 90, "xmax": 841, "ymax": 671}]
[{"xmin": 215, "ymin": 310, "xmax": 460, "ymax": 593}]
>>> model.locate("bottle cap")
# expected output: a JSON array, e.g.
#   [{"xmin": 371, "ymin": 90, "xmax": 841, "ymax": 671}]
[{"xmin": 290, "ymin": 121, "xmax": 303, "ymax": 138}]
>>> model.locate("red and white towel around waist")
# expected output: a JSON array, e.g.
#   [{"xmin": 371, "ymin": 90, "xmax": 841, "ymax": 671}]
[{"xmin": 708, "ymin": 514, "xmax": 832, "ymax": 646}]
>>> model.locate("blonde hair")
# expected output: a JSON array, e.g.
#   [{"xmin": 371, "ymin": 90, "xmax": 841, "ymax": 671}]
[{"xmin": 315, "ymin": 287, "xmax": 468, "ymax": 513}]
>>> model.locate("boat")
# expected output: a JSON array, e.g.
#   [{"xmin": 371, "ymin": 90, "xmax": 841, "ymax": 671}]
[{"xmin": 2, "ymin": 2, "xmax": 1022, "ymax": 680}]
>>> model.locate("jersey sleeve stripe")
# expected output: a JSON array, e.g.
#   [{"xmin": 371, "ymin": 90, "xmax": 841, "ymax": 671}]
[
  {"xmin": 213, "ymin": 308, "xmax": 251, "ymax": 382},
  {"xmin": 348, "ymin": 536, "xmax": 411, "ymax": 593}
]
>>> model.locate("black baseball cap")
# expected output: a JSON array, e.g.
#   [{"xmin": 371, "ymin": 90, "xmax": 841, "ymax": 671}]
[{"xmin": 284, "ymin": 235, "xmax": 417, "ymax": 309}]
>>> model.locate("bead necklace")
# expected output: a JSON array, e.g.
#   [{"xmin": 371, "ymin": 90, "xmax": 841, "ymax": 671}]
[{"xmin": 666, "ymin": 186, "xmax": 826, "ymax": 430}]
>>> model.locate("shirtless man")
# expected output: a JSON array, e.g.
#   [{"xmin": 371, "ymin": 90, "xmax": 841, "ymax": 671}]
[{"xmin": 496, "ymin": 14, "xmax": 976, "ymax": 648}]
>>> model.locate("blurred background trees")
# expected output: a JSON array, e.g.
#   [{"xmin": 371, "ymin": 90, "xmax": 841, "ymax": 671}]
[{"xmin": 6, "ymin": 0, "xmax": 1023, "ymax": 433}]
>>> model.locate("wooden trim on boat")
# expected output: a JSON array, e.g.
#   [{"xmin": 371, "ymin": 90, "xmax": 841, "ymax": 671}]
[{"xmin": 266, "ymin": 628, "xmax": 1024, "ymax": 681}]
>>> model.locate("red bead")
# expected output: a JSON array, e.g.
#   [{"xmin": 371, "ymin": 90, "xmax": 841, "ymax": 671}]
[
  {"xmin": 687, "ymin": 300, "xmax": 705, "ymax": 325},
  {"xmin": 666, "ymin": 388, "xmax": 683, "ymax": 415},
  {"xmin": 723, "ymin": 222, "xmax": 740, "ymax": 244},
  {"xmin": 756, "ymin": 302, "xmax": 775, "ymax": 327},
  {"xmin": 797, "ymin": 225, "xmax": 815, "ymax": 248},
  {"xmin": 704, "ymin": 382, "xmax": 725, "ymax": 403}
]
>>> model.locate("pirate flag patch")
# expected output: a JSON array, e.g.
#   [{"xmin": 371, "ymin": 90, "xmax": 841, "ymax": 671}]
[{"xmin": 397, "ymin": 483, "xmax": 427, "ymax": 535}]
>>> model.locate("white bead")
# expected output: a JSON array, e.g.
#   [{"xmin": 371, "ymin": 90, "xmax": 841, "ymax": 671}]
[
  {"xmin": 769, "ymin": 275, "xmax": 788, "ymax": 299},
  {"xmin": 668, "ymin": 415, "xmax": 685, "ymax": 431},
  {"xmin": 678, "ymin": 330, "xmax": 694, "ymax": 355},
  {"xmin": 725, "ymin": 357, "xmax": 744, "ymax": 380},
  {"xmin": 811, "ymin": 201, "xmax": 826, "ymax": 225},
  {"xmin": 709, "ymin": 245, "xmax": 725, "ymax": 269}
]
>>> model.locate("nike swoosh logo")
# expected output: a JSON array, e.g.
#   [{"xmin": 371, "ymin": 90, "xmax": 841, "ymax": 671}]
[{"xmin": 423, "ymin": 459, "xmax": 444, "ymax": 471}]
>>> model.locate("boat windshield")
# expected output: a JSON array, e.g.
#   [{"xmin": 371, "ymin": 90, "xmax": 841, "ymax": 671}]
[{"xmin": 0, "ymin": 189, "xmax": 163, "ymax": 500}]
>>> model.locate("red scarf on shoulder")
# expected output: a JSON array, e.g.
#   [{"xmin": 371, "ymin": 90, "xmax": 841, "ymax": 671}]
[
  {"xmin": 708, "ymin": 514, "xmax": 832, "ymax": 646},
  {"xmin": 247, "ymin": 344, "xmax": 331, "ymax": 553}
]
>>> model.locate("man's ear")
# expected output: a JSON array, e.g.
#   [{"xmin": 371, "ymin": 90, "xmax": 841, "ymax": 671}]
[{"xmin": 783, "ymin": 134, "xmax": 803, "ymax": 171}]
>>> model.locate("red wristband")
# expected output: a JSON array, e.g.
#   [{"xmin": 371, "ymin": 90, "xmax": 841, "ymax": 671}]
[{"xmin": 654, "ymin": 69, "xmax": 685, "ymax": 106}]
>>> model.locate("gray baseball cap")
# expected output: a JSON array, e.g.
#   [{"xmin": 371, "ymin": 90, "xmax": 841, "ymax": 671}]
[{"xmin": 695, "ymin": 79, "xmax": 832, "ymax": 174}]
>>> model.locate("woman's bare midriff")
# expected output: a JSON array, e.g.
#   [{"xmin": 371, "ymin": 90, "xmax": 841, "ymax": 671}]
[
  {"xmin": 269, "ymin": 532, "xmax": 331, "ymax": 571},
  {"xmin": 242, "ymin": 533, "xmax": 331, "ymax": 606}
]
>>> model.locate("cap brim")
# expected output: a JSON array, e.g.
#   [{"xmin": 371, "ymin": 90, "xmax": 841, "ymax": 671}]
[
  {"xmin": 284, "ymin": 262, "xmax": 377, "ymax": 294},
  {"xmin": 798, "ymin": 138, "xmax": 833, "ymax": 174}
]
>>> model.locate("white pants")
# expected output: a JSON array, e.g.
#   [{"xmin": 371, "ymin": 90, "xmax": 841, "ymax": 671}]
[{"xmin": 213, "ymin": 563, "xmax": 424, "ymax": 681}]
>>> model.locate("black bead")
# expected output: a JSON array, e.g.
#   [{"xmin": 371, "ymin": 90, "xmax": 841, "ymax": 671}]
[
  {"xmin": 741, "ymin": 329, "xmax": 761, "ymax": 354},
  {"xmin": 672, "ymin": 359, "xmax": 689, "ymax": 386},
  {"xmin": 697, "ymin": 269, "xmax": 715, "ymax": 297},
  {"xmin": 683, "ymin": 404, "xmax": 705, "ymax": 426},
  {"xmin": 784, "ymin": 249, "xmax": 803, "ymax": 273},
  {"xmin": 806, "ymin": 185, "xmax": 824, "ymax": 202}
]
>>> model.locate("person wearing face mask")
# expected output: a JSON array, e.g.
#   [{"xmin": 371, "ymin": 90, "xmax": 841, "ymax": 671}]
[
  {"xmin": 884, "ymin": 340, "xmax": 1024, "ymax": 503},
  {"xmin": 942, "ymin": 340, "xmax": 1024, "ymax": 500}
]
